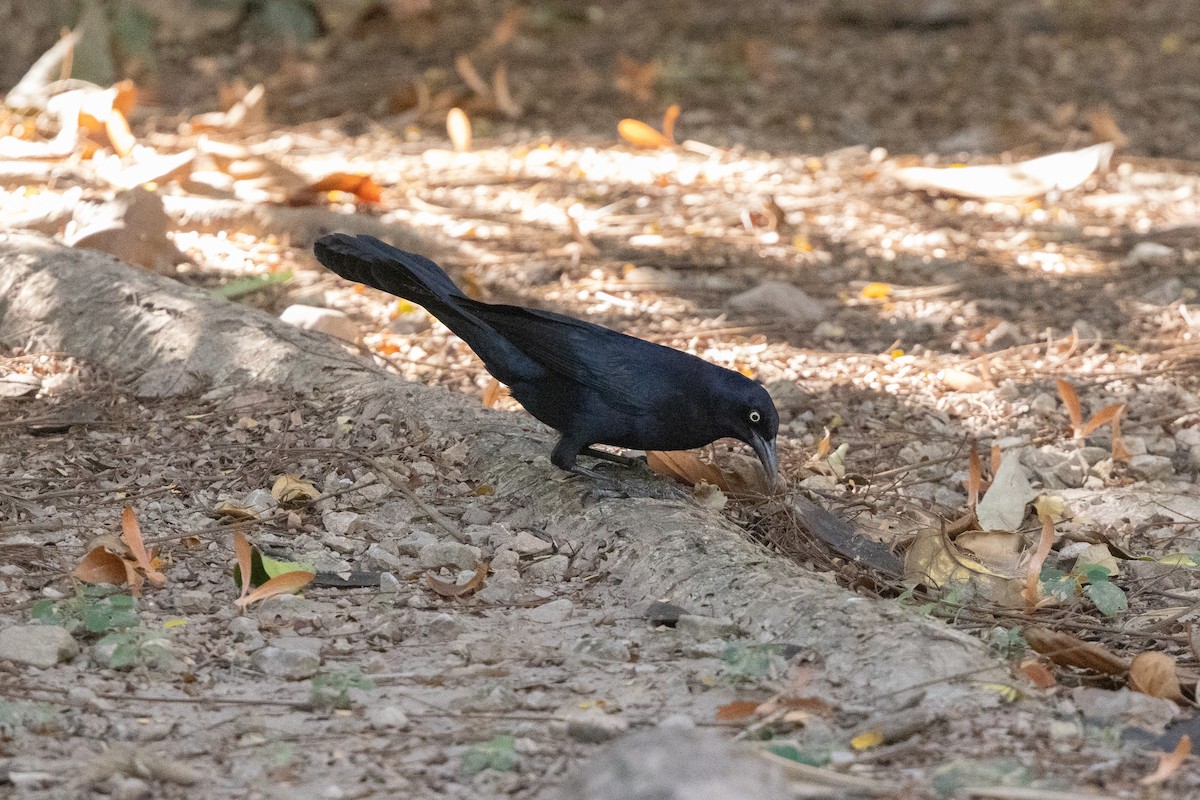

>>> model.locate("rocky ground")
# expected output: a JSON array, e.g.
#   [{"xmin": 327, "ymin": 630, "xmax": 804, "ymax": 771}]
[{"xmin": 3, "ymin": 0, "xmax": 1200, "ymax": 797}]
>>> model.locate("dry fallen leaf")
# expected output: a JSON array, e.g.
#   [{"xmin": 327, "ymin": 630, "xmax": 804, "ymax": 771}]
[
  {"xmin": 893, "ymin": 143, "xmax": 1113, "ymax": 200},
  {"xmin": 299, "ymin": 173, "xmax": 383, "ymax": 204},
  {"xmin": 1129, "ymin": 652, "xmax": 1186, "ymax": 702},
  {"xmin": 661, "ymin": 103, "xmax": 680, "ymax": 143},
  {"xmin": 1024, "ymin": 626, "xmax": 1128, "ymax": 675},
  {"xmin": 120, "ymin": 506, "xmax": 165, "ymax": 587},
  {"xmin": 617, "ymin": 118, "xmax": 672, "ymax": 149},
  {"xmin": 1140, "ymin": 734, "xmax": 1191, "ymax": 786},
  {"xmin": 234, "ymin": 569, "xmax": 315, "ymax": 609},
  {"xmin": 426, "ymin": 563, "xmax": 488, "ymax": 598},
  {"xmin": 233, "ymin": 529, "xmax": 253, "ymax": 604},
  {"xmin": 271, "ymin": 474, "xmax": 320, "ymax": 506},
  {"xmin": 715, "ymin": 700, "xmax": 762, "ymax": 721},
  {"xmin": 447, "ymin": 107, "xmax": 472, "ymax": 152},
  {"xmin": 72, "ymin": 544, "xmax": 130, "ymax": 586},
  {"xmin": 1020, "ymin": 659, "xmax": 1057, "ymax": 689},
  {"xmin": 1022, "ymin": 516, "xmax": 1056, "ymax": 612},
  {"xmin": 482, "ymin": 378, "xmax": 504, "ymax": 408}
]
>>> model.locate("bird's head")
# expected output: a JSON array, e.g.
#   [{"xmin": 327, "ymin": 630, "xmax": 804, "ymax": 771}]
[{"xmin": 725, "ymin": 378, "xmax": 780, "ymax": 486}]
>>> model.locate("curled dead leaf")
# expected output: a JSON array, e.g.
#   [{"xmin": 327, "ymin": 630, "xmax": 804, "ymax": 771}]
[
  {"xmin": 234, "ymin": 569, "xmax": 315, "ymax": 609},
  {"xmin": 426, "ymin": 563, "xmax": 488, "ymax": 598},
  {"xmin": 271, "ymin": 475, "xmax": 320, "ymax": 506},
  {"xmin": 121, "ymin": 506, "xmax": 165, "ymax": 587},
  {"xmin": 617, "ymin": 118, "xmax": 672, "ymax": 150},
  {"xmin": 73, "ymin": 545, "xmax": 130, "ymax": 586},
  {"xmin": 1140, "ymin": 734, "xmax": 1191, "ymax": 786},
  {"xmin": 1129, "ymin": 652, "xmax": 1186, "ymax": 702},
  {"xmin": 715, "ymin": 700, "xmax": 762, "ymax": 721}
]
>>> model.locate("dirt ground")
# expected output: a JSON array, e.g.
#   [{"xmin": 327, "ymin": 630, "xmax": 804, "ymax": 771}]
[{"xmin": 3, "ymin": 0, "xmax": 1200, "ymax": 797}]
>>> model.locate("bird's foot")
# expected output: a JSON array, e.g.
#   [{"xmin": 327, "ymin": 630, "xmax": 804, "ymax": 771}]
[{"xmin": 564, "ymin": 463, "xmax": 628, "ymax": 500}]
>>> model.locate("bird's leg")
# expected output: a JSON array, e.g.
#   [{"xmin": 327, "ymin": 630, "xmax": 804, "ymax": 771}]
[{"xmin": 579, "ymin": 446, "xmax": 645, "ymax": 468}]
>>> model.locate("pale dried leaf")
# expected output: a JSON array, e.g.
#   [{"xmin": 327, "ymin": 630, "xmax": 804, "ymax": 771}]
[
  {"xmin": 617, "ymin": 118, "xmax": 671, "ymax": 150},
  {"xmin": 1129, "ymin": 652, "xmax": 1185, "ymax": 702},
  {"xmin": 1022, "ymin": 517, "xmax": 1056, "ymax": 612},
  {"xmin": 977, "ymin": 453, "xmax": 1035, "ymax": 532},
  {"xmin": 120, "ymin": 506, "xmax": 165, "ymax": 586},
  {"xmin": 894, "ymin": 143, "xmax": 1113, "ymax": 200},
  {"xmin": 426, "ymin": 563, "xmax": 488, "ymax": 598},
  {"xmin": 233, "ymin": 529, "xmax": 253, "ymax": 603},
  {"xmin": 447, "ymin": 108, "xmax": 472, "ymax": 152},
  {"xmin": 1140, "ymin": 734, "xmax": 1191, "ymax": 785}
]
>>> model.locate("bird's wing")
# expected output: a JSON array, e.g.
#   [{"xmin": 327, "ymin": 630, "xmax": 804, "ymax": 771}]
[{"xmin": 459, "ymin": 299, "xmax": 684, "ymax": 412}]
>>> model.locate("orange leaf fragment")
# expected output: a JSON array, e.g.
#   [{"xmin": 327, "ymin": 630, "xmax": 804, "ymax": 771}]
[
  {"xmin": 234, "ymin": 569, "xmax": 315, "ymax": 609},
  {"xmin": 447, "ymin": 108, "xmax": 472, "ymax": 152},
  {"xmin": 967, "ymin": 446, "xmax": 983, "ymax": 509},
  {"xmin": 120, "ymin": 507, "xmax": 165, "ymax": 586},
  {"xmin": 1022, "ymin": 515, "xmax": 1056, "ymax": 612},
  {"xmin": 715, "ymin": 700, "xmax": 762, "ymax": 721},
  {"xmin": 104, "ymin": 108, "xmax": 136, "ymax": 157},
  {"xmin": 482, "ymin": 378, "xmax": 503, "ymax": 408},
  {"xmin": 1080, "ymin": 402, "xmax": 1124, "ymax": 437},
  {"xmin": 646, "ymin": 449, "xmax": 726, "ymax": 489},
  {"xmin": 617, "ymin": 118, "xmax": 671, "ymax": 149},
  {"xmin": 426, "ymin": 563, "xmax": 488, "ymax": 598},
  {"xmin": 305, "ymin": 173, "xmax": 383, "ymax": 203},
  {"xmin": 1019, "ymin": 659, "xmax": 1057, "ymax": 689},
  {"xmin": 233, "ymin": 529, "xmax": 253, "ymax": 603},
  {"xmin": 1056, "ymin": 378, "xmax": 1084, "ymax": 436},
  {"xmin": 1140, "ymin": 734, "xmax": 1191, "ymax": 786},
  {"xmin": 1024, "ymin": 626, "xmax": 1128, "ymax": 675},
  {"xmin": 661, "ymin": 104, "xmax": 680, "ymax": 144}
]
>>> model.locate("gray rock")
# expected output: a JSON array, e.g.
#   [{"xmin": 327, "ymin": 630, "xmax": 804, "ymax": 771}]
[
  {"xmin": 559, "ymin": 727, "xmax": 787, "ymax": 800},
  {"xmin": 365, "ymin": 543, "xmax": 407, "ymax": 572},
  {"xmin": 1071, "ymin": 687, "xmax": 1179, "ymax": 733},
  {"xmin": 1077, "ymin": 447, "xmax": 1109, "ymax": 466},
  {"xmin": 513, "ymin": 531, "xmax": 554, "ymax": 556},
  {"xmin": 566, "ymin": 709, "xmax": 629, "ymax": 743},
  {"xmin": 1174, "ymin": 426, "xmax": 1200, "ymax": 449},
  {"xmin": 676, "ymin": 615, "xmax": 741, "ymax": 640},
  {"xmin": 459, "ymin": 505, "xmax": 494, "ymax": 526},
  {"xmin": 93, "ymin": 635, "xmax": 171, "ymax": 670},
  {"xmin": 418, "ymin": 541, "xmax": 482, "ymax": 571},
  {"xmin": 475, "ymin": 568, "xmax": 522, "ymax": 604},
  {"xmin": 525, "ymin": 554, "xmax": 570, "ymax": 580},
  {"xmin": 490, "ymin": 548, "xmax": 520, "ymax": 571},
  {"xmin": 396, "ymin": 529, "xmax": 438, "ymax": 557},
  {"xmin": 0, "ymin": 625, "xmax": 77, "ymax": 667},
  {"xmin": 177, "ymin": 589, "xmax": 215, "ymax": 614},
  {"xmin": 365, "ymin": 704, "xmax": 412, "ymax": 730},
  {"xmin": 1129, "ymin": 454, "xmax": 1174, "ymax": 481},
  {"xmin": 570, "ymin": 637, "xmax": 631, "ymax": 663},
  {"xmin": 322, "ymin": 510, "xmax": 362, "ymax": 536},
  {"xmin": 728, "ymin": 281, "xmax": 826, "ymax": 324},
  {"xmin": 110, "ymin": 776, "xmax": 153, "ymax": 800},
  {"xmin": 1029, "ymin": 392, "xmax": 1058, "ymax": 415},
  {"xmin": 523, "ymin": 598, "xmax": 574, "ymax": 624},
  {"xmin": 279, "ymin": 304, "xmax": 359, "ymax": 343},
  {"xmin": 379, "ymin": 572, "xmax": 402, "ymax": 593},
  {"xmin": 1126, "ymin": 242, "xmax": 1174, "ymax": 269},
  {"xmin": 252, "ymin": 639, "xmax": 321, "ymax": 680},
  {"xmin": 1147, "ymin": 437, "xmax": 1177, "ymax": 457},
  {"xmin": 1139, "ymin": 277, "xmax": 1183, "ymax": 304},
  {"xmin": 228, "ymin": 616, "xmax": 261, "ymax": 640}
]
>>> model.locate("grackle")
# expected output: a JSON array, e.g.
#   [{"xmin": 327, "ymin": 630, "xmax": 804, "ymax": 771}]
[{"xmin": 314, "ymin": 234, "xmax": 779, "ymax": 482}]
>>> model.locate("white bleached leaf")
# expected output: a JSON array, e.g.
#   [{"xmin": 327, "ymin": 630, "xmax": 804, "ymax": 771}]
[
  {"xmin": 893, "ymin": 143, "xmax": 1113, "ymax": 200},
  {"xmin": 977, "ymin": 453, "xmax": 1036, "ymax": 532}
]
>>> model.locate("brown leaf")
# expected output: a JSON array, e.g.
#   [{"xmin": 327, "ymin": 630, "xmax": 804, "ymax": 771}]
[
  {"xmin": 1111, "ymin": 409, "xmax": 1131, "ymax": 463},
  {"xmin": 617, "ymin": 118, "xmax": 671, "ymax": 149},
  {"xmin": 233, "ymin": 530, "xmax": 253, "ymax": 603},
  {"xmin": 104, "ymin": 109, "xmax": 136, "ymax": 157},
  {"xmin": 661, "ymin": 104, "xmax": 680, "ymax": 144},
  {"xmin": 120, "ymin": 507, "xmax": 165, "ymax": 586},
  {"xmin": 715, "ymin": 700, "xmax": 762, "ymax": 721},
  {"xmin": 1129, "ymin": 652, "xmax": 1186, "ymax": 702},
  {"xmin": 1141, "ymin": 734, "xmax": 1191, "ymax": 786},
  {"xmin": 967, "ymin": 446, "xmax": 983, "ymax": 508},
  {"xmin": 447, "ymin": 108, "xmax": 472, "ymax": 152},
  {"xmin": 1020, "ymin": 659, "xmax": 1057, "ymax": 689},
  {"xmin": 491, "ymin": 64, "xmax": 521, "ymax": 119},
  {"xmin": 1081, "ymin": 402, "xmax": 1125, "ymax": 437},
  {"xmin": 234, "ymin": 569, "xmax": 315, "ymax": 609},
  {"xmin": 426, "ymin": 563, "xmax": 488, "ymax": 598},
  {"xmin": 73, "ymin": 546, "xmax": 130, "ymax": 586},
  {"xmin": 302, "ymin": 173, "xmax": 383, "ymax": 204},
  {"xmin": 454, "ymin": 54, "xmax": 491, "ymax": 98},
  {"xmin": 1024, "ymin": 626, "xmax": 1128, "ymax": 675},
  {"xmin": 1056, "ymin": 378, "xmax": 1083, "ymax": 436},
  {"xmin": 1022, "ymin": 516, "xmax": 1056, "ymax": 612},
  {"xmin": 647, "ymin": 449, "xmax": 725, "ymax": 488},
  {"xmin": 1088, "ymin": 106, "xmax": 1129, "ymax": 150}
]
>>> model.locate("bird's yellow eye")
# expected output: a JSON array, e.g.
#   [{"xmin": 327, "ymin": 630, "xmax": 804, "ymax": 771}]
[{"xmin": 749, "ymin": 410, "xmax": 761, "ymax": 423}]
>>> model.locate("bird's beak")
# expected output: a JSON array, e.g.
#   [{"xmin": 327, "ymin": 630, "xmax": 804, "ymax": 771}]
[{"xmin": 748, "ymin": 431, "xmax": 778, "ymax": 487}]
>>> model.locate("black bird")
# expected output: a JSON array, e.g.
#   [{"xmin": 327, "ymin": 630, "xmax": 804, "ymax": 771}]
[{"xmin": 314, "ymin": 234, "xmax": 779, "ymax": 482}]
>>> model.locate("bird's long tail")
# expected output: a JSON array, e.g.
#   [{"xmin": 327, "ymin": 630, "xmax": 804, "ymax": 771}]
[{"xmin": 313, "ymin": 234, "xmax": 540, "ymax": 385}]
